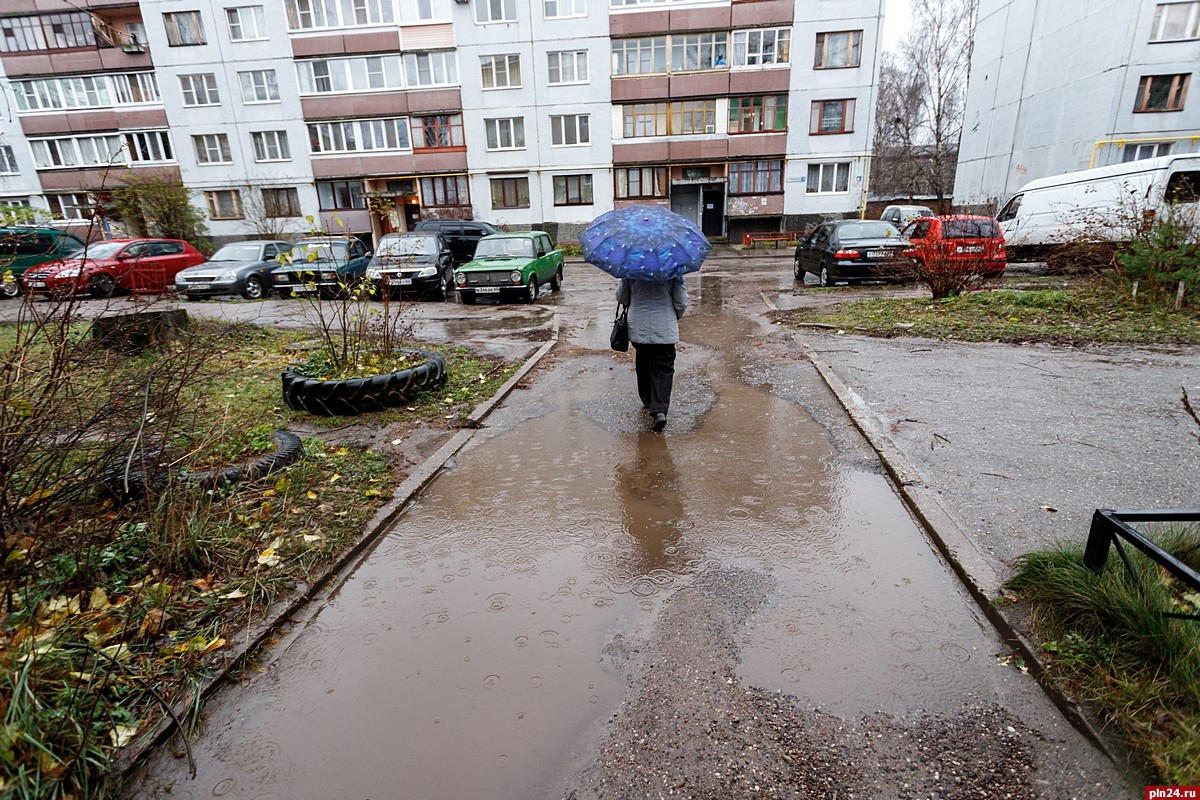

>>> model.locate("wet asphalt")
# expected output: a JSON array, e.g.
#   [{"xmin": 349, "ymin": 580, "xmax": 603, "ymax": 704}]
[{"xmin": 112, "ymin": 256, "xmax": 1165, "ymax": 798}]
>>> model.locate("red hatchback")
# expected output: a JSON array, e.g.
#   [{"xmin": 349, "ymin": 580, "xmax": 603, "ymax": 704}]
[
  {"xmin": 21, "ymin": 238, "xmax": 206, "ymax": 299},
  {"xmin": 900, "ymin": 215, "xmax": 1006, "ymax": 278}
]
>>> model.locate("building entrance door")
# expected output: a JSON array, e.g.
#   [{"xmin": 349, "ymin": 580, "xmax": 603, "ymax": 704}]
[{"xmin": 701, "ymin": 184, "xmax": 725, "ymax": 237}]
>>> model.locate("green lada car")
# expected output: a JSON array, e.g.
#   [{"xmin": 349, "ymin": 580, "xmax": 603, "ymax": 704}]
[{"xmin": 454, "ymin": 231, "xmax": 564, "ymax": 304}]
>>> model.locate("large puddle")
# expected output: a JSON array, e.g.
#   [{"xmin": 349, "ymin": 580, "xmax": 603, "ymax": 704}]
[{"xmin": 127, "ymin": 273, "xmax": 1020, "ymax": 799}]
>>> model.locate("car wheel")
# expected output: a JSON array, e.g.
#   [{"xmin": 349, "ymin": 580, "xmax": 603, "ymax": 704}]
[
  {"xmin": 793, "ymin": 258, "xmax": 803, "ymax": 280},
  {"xmin": 459, "ymin": 290, "xmax": 476, "ymax": 305},
  {"xmin": 525, "ymin": 276, "xmax": 538, "ymax": 303},
  {"xmin": 549, "ymin": 266, "xmax": 562, "ymax": 291},
  {"xmin": 242, "ymin": 276, "xmax": 266, "ymax": 300},
  {"xmin": 818, "ymin": 266, "xmax": 831, "ymax": 287},
  {"xmin": 1, "ymin": 280, "xmax": 20, "ymax": 298},
  {"xmin": 89, "ymin": 273, "xmax": 117, "ymax": 298}
]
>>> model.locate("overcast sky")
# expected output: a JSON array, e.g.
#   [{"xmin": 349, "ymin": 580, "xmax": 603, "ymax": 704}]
[{"xmin": 881, "ymin": 0, "xmax": 913, "ymax": 53}]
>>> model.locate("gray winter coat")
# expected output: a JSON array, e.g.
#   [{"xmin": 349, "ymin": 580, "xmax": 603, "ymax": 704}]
[{"xmin": 615, "ymin": 277, "xmax": 688, "ymax": 345}]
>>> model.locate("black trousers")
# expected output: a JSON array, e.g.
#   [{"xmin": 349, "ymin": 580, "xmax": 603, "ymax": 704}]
[{"xmin": 632, "ymin": 341, "xmax": 676, "ymax": 414}]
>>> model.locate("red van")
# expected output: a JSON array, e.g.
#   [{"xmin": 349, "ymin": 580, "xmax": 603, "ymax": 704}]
[{"xmin": 901, "ymin": 215, "xmax": 1006, "ymax": 278}]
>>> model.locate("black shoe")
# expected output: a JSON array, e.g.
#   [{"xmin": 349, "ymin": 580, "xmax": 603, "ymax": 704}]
[{"xmin": 651, "ymin": 412, "xmax": 667, "ymax": 432}]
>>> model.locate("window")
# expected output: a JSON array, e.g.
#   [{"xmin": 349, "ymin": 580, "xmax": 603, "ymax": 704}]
[
  {"xmin": 239, "ymin": 70, "xmax": 280, "ymax": 103},
  {"xmin": 1151, "ymin": 2, "xmax": 1200, "ymax": 41},
  {"xmin": 309, "ymin": 118, "xmax": 412, "ymax": 153},
  {"xmin": 13, "ymin": 76, "xmax": 111, "ymax": 111},
  {"xmin": 285, "ymin": 0, "xmax": 395, "ymax": 29},
  {"xmin": 615, "ymin": 166, "xmax": 667, "ymax": 199},
  {"xmin": 485, "ymin": 117, "xmax": 525, "ymax": 149},
  {"xmin": 729, "ymin": 160, "xmax": 783, "ymax": 194},
  {"xmin": 413, "ymin": 114, "xmax": 465, "ymax": 148},
  {"xmin": 193, "ymin": 134, "xmax": 232, "ymax": 164},
  {"xmin": 548, "ymin": 51, "xmax": 588, "ymax": 84},
  {"xmin": 252, "ymin": 130, "xmax": 291, "ymax": 161},
  {"xmin": 263, "ymin": 187, "xmax": 302, "ymax": 217},
  {"xmin": 227, "ymin": 6, "xmax": 267, "ymax": 40},
  {"xmin": 297, "ymin": 56, "xmax": 405, "ymax": 94},
  {"xmin": 404, "ymin": 51, "xmax": 458, "ymax": 87},
  {"xmin": 205, "ymin": 190, "xmax": 243, "ymax": 219},
  {"xmin": 490, "ymin": 177, "xmax": 529, "ymax": 209},
  {"xmin": 729, "ymin": 95, "xmax": 787, "ymax": 133},
  {"xmin": 554, "ymin": 174, "xmax": 592, "ymax": 205},
  {"xmin": 1165, "ymin": 170, "xmax": 1200, "ymax": 202},
  {"xmin": 317, "ymin": 180, "xmax": 366, "ymax": 210},
  {"xmin": 810, "ymin": 99, "xmax": 855, "ymax": 134},
  {"xmin": 421, "ymin": 175, "xmax": 470, "ymax": 207},
  {"xmin": 125, "ymin": 131, "xmax": 174, "ymax": 163},
  {"xmin": 545, "ymin": 0, "xmax": 585, "ymax": 16},
  {"xmin": 1122, "ymin": 141, "xmax": 1174, "ymax": 162},
  {"xmin": 806, "ymin": 162, "xmax": 851, "ymax": 194},
  {"xmin": 30, "ymin": 135, "xmax": 122, "ymax": 168},
  {"xmin": 401, "ymin": 0, "xmax": 437, "ymax": 21},
  {"xmin": 481, "ymin": 55, "xmax": 521, "ymax": 89},
  {"xmin": 732, "ymin": 29, "xmax": 790, "ymax": 66},
  {"xmin": 671, "ymin": 33, "xmax": 727, "ymax": 71},
  {"xmin": 46, "ymin": 193, "xmax": 93, "ymax": 218},
  {"xmin": 112, "ymin": 73, "xmax": 160, "ymax": 104},
  {"xmin": 551, "ymin": 114, "xmax": 590, "ymax": 145},
  {"xmin": 814, "ymin": 31, "xmax": 862, "ymax": 68},
  {"xmin": 164, "ymin": 11, "xmax": 206, "ymax": 46},
  {"xmin": 623, "ymin": 100, "xmax": 715, "ymax": 137},
  {"xmin": 180, "ymin": 74, "xmax": 220, "ymax": 106},
  {"xmin": 0, "ymin": 13, "xmax": 93, "ymax": 52},
  {"xmin": 476, "ymin": 0, "xmax": 517, "ymax": 23},
  {"xmin": 0, "ymin": 146, "xmax": 17, "ymax": 174},
  {"xmin": 612, "ymin": 37, "xmax": 667, "ymax": 75},
  {"xmin": 1135, "ymin": 74, "xmax": 1190, "ymax": 111}
]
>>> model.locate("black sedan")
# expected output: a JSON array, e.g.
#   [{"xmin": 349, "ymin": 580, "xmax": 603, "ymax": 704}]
[
  {"xmin": 365, "ymin": 232, "xmax": 454, "ymax": 300},
  {"xmin": 793, "ymin": 220, "xmax": 908, "ymax": 286},
  {"xmin": 176, "ymin": 239, "xmax": 291, "ymax": 300}
]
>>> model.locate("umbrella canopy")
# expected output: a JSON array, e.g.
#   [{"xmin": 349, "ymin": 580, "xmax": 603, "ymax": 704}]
[{"xmin": 580, "ymin": 204, "xmax": 712, "ymax": 282}]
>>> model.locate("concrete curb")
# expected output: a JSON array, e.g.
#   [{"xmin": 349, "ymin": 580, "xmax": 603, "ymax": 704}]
[
  {"xmin": 117, "ymin": 313, "xmax": 562, "ymax": 779},
  {"xmin": 770, "ymin": 315, "xmax": 1119, "ymax": 762}
]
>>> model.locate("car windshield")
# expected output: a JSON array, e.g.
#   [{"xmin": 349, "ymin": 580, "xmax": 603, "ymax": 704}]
[
  {"xmin": 943, "ymin": 219, "xmax": 1001, "ymax": 238},
  {"xmin": 66, "ymin": 241, "xmax": 125, "ymax": 260},
  {"xmin": 210, "ymin": 243, "xmax": 267, "ymax": 261},
  {"xmin": 294, "ymin": 241, "xmax": 347, "ymax": 261},
  {"xmin": 378, "ymin": 236, "xmax": 438, "ymax": 256},
  {"xmin": 474, "ymin": 238, "xmax": 535, "ymax": 258},
  {"xmin": 839, "ymin": 222, "xmax": 900, "ymax": 240}
]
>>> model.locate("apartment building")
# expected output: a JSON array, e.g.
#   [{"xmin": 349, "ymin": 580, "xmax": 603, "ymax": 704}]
[
  {"xmin": 0, "ymin": 0, "xmax": 886, "ymax": 246},
  {"xmin": 953, "ymin": 0, "xmax": 1200, "ymax": 210}
]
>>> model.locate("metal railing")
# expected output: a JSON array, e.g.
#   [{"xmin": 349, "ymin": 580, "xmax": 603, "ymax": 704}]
[{"xmin": 1083, "ymin": 508, "xmax": 1200, "ymax": 619}]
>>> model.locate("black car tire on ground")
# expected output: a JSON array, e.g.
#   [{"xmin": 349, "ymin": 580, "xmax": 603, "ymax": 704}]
[
  {"xmin": 525, "ymin": 276, "xmax": 538, "ymax": 304},
  {"xmin": 242, "ymin": 276, "xmax": 266, "ymax": 300},
  {"xmin": 550, "ymin": 266, "xmax": 562, "ymax": 291},
  {"xmin": 90, "ymin": 273, "xmax": 117, "ymax": 298},
  {"xmin": 1, "ymin": 280, "xmax": 20, "ymax": 298},
  {"xmin": 819, "ymin": 266, "xmax": 831, "ymax": 287},
  {"xmin": 282, "ymin": 350, "xmax": 448, "ymax": 416},
  {"xmin": 793, "ymin": 259, "xmax": 803, "ymax": 280}
]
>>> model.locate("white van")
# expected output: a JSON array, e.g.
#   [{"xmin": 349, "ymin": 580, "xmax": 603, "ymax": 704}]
[{"xmin": 996, "ymin": 155, "xmax": 1200, "ymax": 259}]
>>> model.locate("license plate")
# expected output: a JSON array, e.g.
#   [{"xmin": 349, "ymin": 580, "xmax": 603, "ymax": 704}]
[
  {"xmin": 957, "ymin": 245, "xmax": 984, "ymax": 254},
  {"xmin": 475, "ymin": 286, "xmax": 500, "ymax": 294},
  {"xmin": 866, "ymin": 250, "xmax": 891, "ymax": 259},
  {"xmin": 399, "ymin": 278, "xmax": 413, "ymax": 286},
  {"xmin": 27, "ymin": 280, "xmax": 45, "ymax": 288},
  {"xmin": 187, "ymin": 282, "xmax": 212, "ymax": 289}
]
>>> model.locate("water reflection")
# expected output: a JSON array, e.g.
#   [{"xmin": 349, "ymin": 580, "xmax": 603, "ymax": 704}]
[{"xmin": 615, "ymin": 432, "xmax": 684, "ymax": 575}]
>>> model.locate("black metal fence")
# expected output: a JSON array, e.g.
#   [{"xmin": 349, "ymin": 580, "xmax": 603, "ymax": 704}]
[{"xmin": 1084, "ymin": 508, "xmax": 1200, "ymax": 618}]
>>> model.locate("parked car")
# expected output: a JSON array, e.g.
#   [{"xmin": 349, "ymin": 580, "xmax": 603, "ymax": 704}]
[
  {"xmin": 271, "ymin": 235, "xmax": 372, "ymax": 298},
  {"xmin": 454, "ymin": 231, "xmax": 564, "ymax": 304},
  {"xmin": 901, "ymin": 215, "xmax": 1007, "ymax": 278},
  {"xmin": 175, "ymin": 239, "xmax": 292, "ymax": 300},
  {"xmin": 22, "ymin": 238, "xmax": 205, "ymax": 299},
  {"xmin": 0, "ymin": 226, "xmax": 87, "ymax": 298},
  {"xmin": 413, "ymin": 219, "xmax": 502, "ymax": 265},
  {"xmin": 793, "ymin": 220, "xmax": 908, "ymax": 286},
  {"xmin": 365, "ymin": 232, "xmax": 454, "ymax": 300},
  {"xmin": 880, "ymin": 204, "xmax": 935, "ymax": 229}
]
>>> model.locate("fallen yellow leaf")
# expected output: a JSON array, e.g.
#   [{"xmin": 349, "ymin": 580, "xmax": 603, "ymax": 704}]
[
  {"xmin": 110, "ymin": 724, "xmax": 138, "ymax": 748},
  {"xmin": 199, "ymin": 636, "xmax": 226, "ymax": 655}
]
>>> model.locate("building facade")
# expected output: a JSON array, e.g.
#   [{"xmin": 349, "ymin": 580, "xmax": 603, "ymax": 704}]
[
  {"xmin": 0, "ymin": 0, "xmax": 886, "ymax": 246},
  {"xmin": 954, "ymin": 0, "xmax": 1200, "ymax": 211}
]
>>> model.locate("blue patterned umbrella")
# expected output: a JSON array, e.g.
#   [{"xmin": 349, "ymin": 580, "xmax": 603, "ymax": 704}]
[{"xmin": 580, "ymin": 204, "xmax": 712, "ymax": 282}]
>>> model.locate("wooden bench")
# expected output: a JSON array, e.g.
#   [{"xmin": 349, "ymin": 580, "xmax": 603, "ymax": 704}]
[{"xmin": 741, "ymin": 231, "xmax": 808, "ymax": 248}]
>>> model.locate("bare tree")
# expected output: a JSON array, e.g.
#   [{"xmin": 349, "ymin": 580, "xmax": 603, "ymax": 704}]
[
  {"xmin": 873, "ymin": 53, "xmax": 928, "ymax": 200},
  {"xmin": 873, "ymin": 0, "xmax": 978, "ymax": 206}
]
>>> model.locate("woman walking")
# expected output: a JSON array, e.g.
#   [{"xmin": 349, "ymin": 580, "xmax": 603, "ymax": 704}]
[{"xmin": 616, "ymin": 276, "xmax": 688, "ymax": 432}]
